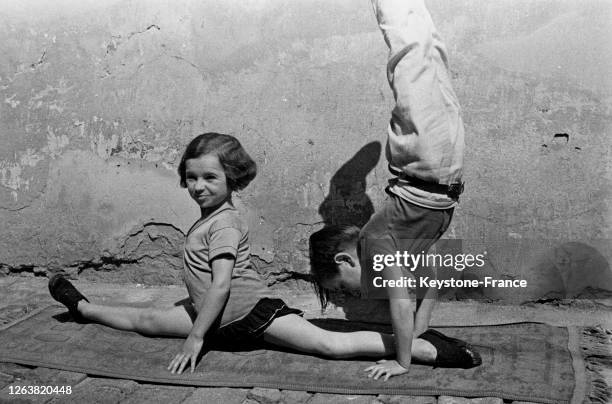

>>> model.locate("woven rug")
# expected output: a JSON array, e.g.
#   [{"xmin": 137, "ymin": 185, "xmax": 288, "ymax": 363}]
[{"xmin": 0, "ymin": 305, "xmax": 607, "ymax": 404}]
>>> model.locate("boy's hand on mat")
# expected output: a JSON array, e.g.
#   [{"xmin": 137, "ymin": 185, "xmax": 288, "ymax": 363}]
[
  {"xmin": 168, "ymin": 334, "xmax": 204, "ymax": 374},
  {"xmin": 364, "ymin": 359, "xmax": 409, "ymax": 381}
]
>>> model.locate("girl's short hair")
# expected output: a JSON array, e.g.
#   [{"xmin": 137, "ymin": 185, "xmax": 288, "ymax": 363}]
[
  {"xmin": 309, "ymin": 225, "xmax": 360, "ymax": 309},
  {"xmin": 178, "ymin": 133, "xmax": 257, "ymax": 191}
]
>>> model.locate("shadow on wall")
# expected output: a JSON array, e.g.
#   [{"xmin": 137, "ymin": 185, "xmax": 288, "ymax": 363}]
[
  {"xmin": 533, "ymin": 242, "xmax": 612, "ymax": 300},
  {"xmin": 318, "ymin": 141, "xmax": 381, "ymax": 227},
  {"xmin": 433, "ymin": 240, "xmax": 612, "ymax": 304}
]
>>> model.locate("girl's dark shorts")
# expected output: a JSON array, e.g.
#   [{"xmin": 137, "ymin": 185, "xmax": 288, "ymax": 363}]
[{"xmin": 211, "ymin": 298, "xmax": 303, "ymax": 343}]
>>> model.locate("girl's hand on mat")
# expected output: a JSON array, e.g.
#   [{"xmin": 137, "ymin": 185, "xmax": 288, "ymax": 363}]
[
  {"xmin": 364, "ymin": 359, "xmax": 409, "ymax": 381},
  {"xmin": 168, "ymin": 334, "xmax": 204, "ymax": 374}
]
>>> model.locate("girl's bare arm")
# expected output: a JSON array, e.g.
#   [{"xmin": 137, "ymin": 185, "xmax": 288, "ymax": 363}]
[{"xmin": 168, "ymin": 256, "xmax": 233, "ymax": 374}]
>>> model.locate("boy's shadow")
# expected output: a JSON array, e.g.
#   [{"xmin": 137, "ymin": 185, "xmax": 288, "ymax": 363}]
[
  {"xmin": 313, "ymin": 142, "xmax": 386, "ymax": 320},
  {"xmin": 318, "ymin": 142, "xmax": 381, "ymax": 227}
]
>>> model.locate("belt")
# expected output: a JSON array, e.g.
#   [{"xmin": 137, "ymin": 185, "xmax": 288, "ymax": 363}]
[{"xmin": 391, "ymin": 167, "xmax": 464, "ymax": 200}]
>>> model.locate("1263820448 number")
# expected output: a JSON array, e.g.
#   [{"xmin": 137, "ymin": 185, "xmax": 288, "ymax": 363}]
[{"xmin": 8, "ymin": 385, "xmax": 72, "ymax": 395}]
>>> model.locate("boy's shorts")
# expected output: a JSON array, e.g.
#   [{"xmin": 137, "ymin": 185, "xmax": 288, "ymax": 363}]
[
  {"xmin": 211, "ymin": 298, "xmax": 303, "ymax": 343},
  {"xmin": 359, "ymin": 190, "xmax": 454, "ymax": 299}
]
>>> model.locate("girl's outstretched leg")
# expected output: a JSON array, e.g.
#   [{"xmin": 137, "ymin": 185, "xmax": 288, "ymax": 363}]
[
  {"xmin": 49, "ymin": 274, "xmax": 194, "ymax": 337},
  {"xmin": 262, "ymin": 314, "xmax": 436, "ymax": 362},
  {"xmin": 78, "ymin": 303, "xmax": 194, "ymax": 337}
]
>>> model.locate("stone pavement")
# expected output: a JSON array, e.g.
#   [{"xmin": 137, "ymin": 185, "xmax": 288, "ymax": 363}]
[{"xmin": 1, "ymin": 276, "xmax": 610, "ymax": 404}]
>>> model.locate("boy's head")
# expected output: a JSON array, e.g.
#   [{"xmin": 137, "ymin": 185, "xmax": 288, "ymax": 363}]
[
  {"xmin": 309, "ymin": 225, "xmax": 362, "ymax": 308},
  {"xmin": 178, "ymin": 133, "xmax": 257, "ymax": 191}
]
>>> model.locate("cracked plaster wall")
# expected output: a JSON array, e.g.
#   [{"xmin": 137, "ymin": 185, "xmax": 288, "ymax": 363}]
[{"xmin": 0, "ymin": 0, "xmax": 610, "ymax": 300}]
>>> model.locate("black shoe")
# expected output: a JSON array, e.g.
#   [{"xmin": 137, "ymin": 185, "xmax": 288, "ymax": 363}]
[
  {"xmin": 419, "ymin": 329, "xmax": 482, "ymax": 369},
  {"xmin": 48, "ymin": 274, "xmax": 89, "ymax": 322}
]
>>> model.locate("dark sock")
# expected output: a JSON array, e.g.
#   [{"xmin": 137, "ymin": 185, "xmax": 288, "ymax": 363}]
[{"xmin": 418, "ymin": 329, "xmax": 482, "ymax": 368}]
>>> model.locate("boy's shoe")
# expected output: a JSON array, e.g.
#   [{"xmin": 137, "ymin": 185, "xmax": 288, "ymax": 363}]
[
  {"xmin": 48, "ymin": 274, "xmax": 89, "ymax": 322},
  {"xmin": 419, "ymin": 329, "xmax": 482, "ymax": 369}
]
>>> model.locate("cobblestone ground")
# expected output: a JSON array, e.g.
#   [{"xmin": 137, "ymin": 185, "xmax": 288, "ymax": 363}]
[
  {"xmin": 1, "ymin": 277, "xmax": 610, "ymax": 404},
  {"xmin": 0, "ymin": 367, "xmax": 524, "ymax": 404}
]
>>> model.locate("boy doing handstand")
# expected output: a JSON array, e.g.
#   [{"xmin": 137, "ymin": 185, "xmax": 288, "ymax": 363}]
[{"xmin": 310, "ymin": 0, "xmax": 480, "ymax": 380}]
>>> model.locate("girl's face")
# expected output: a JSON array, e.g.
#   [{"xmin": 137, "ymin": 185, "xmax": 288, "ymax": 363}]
[{"xmin": 184, "ymin": 154, "xmax": 230, "ymax": 211}]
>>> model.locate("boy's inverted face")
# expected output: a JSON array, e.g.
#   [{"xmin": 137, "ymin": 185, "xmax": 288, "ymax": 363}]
[
  {"xmin": 321, "ymin": 269, "xmax": 361, "ymax": 292},
  {"xmin": 323, "ymin": 245, "xmax": 362, "ymax": 292},
  {"xmin": 185, "ymin": 154, "xmax": 229, "ymax": 210}
]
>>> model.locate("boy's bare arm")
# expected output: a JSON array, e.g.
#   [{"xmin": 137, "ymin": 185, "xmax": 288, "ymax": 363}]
[
  {"xmin": 365, "ymin": 265, "xmax": 414, "ymax": 380},
  {"xmin": 389, "ymin": 298, "xmax": 414, "ymax": 367},
  {"xmin": 414, "ymin": 286, "xmax": 436, "ymax": 336}
]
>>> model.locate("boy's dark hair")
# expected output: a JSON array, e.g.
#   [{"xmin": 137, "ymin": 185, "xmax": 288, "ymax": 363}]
[
  {"xmin": 178, "ymin": 133, "xmax": 257, "ymax": 191},
  {"xmin": 309, "ymin": 225, "xmax": 360, "ymax": 309}
]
